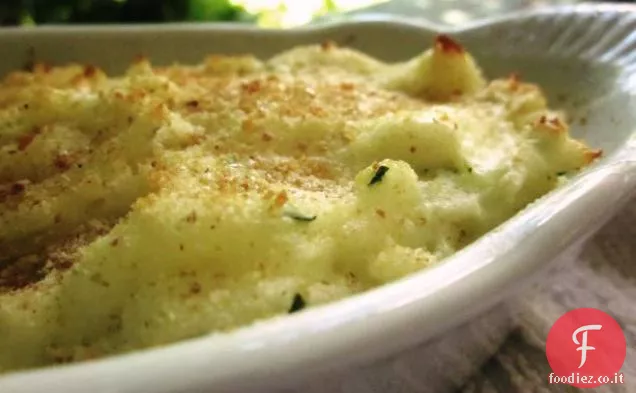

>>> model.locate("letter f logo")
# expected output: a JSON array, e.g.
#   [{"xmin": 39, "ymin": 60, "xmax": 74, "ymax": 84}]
[
  {"xmin": 572, "ymin": 324, "xmax": 602, "ymax": 368},
  {"xmin": 547, "ymin": 309, "xmax": 626, "ymax": 388}
]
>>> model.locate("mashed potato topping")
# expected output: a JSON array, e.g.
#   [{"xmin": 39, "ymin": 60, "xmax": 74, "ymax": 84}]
[{"xmin": 0, "ymin": 36, "xmax": 599, "ymax": 371}]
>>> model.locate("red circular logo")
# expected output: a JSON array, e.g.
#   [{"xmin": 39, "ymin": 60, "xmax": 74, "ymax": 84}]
[{"xmin": 546, "ymin": 308, "xmax": 626, "ymax": 388}]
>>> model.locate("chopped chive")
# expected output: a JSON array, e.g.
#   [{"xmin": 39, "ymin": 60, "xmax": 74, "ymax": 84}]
[
  {"xmin": 288, "ymin": 293, "xmax": 306, "ymax": 313},
  {"xmin": 368, "ymin": 165, "xmax": 389, "ymax": 186},
  {"xmin": 283, "ymin": 211, "xmax": 317, "ymax": 222}
]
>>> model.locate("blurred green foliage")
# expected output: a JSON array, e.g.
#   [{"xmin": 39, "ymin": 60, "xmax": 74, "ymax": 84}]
[{"xmin": 0, "ymin": 0, "xmax": 249, "ymax": 25}]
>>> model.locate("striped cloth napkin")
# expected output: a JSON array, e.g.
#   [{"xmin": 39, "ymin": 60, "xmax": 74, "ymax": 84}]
[{"xmin": 459, "ymin": 196, "xmax": 636, "ymax": 392}]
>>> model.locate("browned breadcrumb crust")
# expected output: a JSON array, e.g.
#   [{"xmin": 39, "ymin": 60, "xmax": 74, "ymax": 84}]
[
  {"xmin": 584, "ymin": 148, "xmax": 603, "ymax": 163},
  {"xmin": 321, "ymin": 40, "xmax": 337, "ymax": 51},
  {"xmin": 0, "ymin": 36, "xmax": 601, "ymax": 299},
  {"xmin": 435, "ymin": 35, "xmax": 464, "ymax": 54},
  {"xmin": 0, "ymin": 220, "xmax": 115, "ymax": 290}
]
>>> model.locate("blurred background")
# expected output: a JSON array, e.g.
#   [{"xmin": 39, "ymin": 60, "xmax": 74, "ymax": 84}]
[{"xmin": 0, "ymin": 0, "xmax": 633, "ymax": 29}]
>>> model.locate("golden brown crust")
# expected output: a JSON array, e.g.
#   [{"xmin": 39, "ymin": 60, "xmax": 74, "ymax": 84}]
[
  {"xmin": 584, "ymin": 148, "xmax": 603, "ymax": 163},
  {"xmin": 508, "ymin": 73, "xmax": 521, "ymax": 91},
  {"xmin": 320, "ymin": 40, "xmax": 337, "ymax": 51},
  {"xmin": 16, "ymin": 127, "xmax": 39, "ymax": 151},
  {"xmin": 0, "ymin": 42, "xmax": 599, "ymax": 370},
  {"xmin": 435, "ymin": 35, "xmax": 465, "ymax": 55},
  {"xmin": 535, "ymin": 115, "xmax": 567, "ymax": 134}
]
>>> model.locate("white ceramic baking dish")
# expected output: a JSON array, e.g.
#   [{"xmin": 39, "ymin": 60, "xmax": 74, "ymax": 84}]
[{"xmin": 0, "ymin": 4, "xmax": 635, "ymax": 393}]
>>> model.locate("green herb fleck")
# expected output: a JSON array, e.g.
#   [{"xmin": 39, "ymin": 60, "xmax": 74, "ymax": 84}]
[
  {"xmin": 556, "ymin": 171, "xmax": 567, "ymax": 176},
  {"xmin": 368, "ymin": 165, "xmax": 389, "ymax": 186},
  {"xmin": 284, "ymin": 211, "xmax": 317, "ymax": 222},
  {"xmin": 288, "ymin": 293, "xmax": 306, "ymax": 313},
  {"xmin": 467, "ymin": 166, "xmax": 473, "ymax": 173}
]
